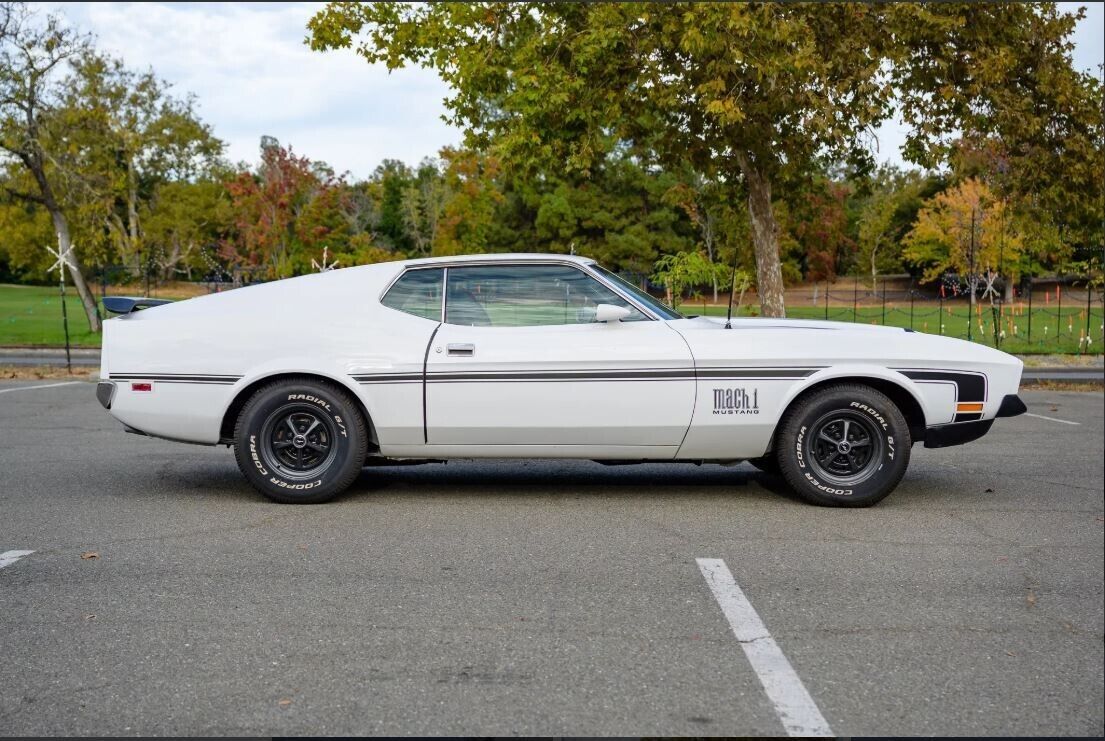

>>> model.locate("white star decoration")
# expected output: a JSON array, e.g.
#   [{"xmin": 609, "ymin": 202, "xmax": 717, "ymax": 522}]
[
  {"xmin": 310, "ymin": 246, "xmax": 339, "ymax": 273},
  {"xmin": 980, "ymin": 269, "xmax": 1000, "ymax": 301},
  {"xmin": 46, "ymin": 239, "xmax": 76, "ymax": 282}
]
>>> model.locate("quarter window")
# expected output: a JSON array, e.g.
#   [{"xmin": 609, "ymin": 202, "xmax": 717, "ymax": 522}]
[
  {"xmin": 381, "ymin": 268, "xmax": 443, "ymax": 321},
  {"xmin": 444, "ymin": 264, "xmax": 647, "ymax": 327}
]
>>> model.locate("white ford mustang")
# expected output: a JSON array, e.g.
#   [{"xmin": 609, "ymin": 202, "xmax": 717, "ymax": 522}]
[{"xmin": 97, "ymin": 253, "xmax": 1026, "ymax": 506}]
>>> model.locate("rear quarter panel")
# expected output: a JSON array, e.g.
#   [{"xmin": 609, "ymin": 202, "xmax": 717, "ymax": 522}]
[{"xmin": 100, "ymin": 264, "xmax": 432, "ymax": 445}]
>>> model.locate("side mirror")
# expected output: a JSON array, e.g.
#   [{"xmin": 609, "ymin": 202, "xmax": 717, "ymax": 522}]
[{"xmin": 594, "ymin": 303, "xmax": 632, "ymax": 323}]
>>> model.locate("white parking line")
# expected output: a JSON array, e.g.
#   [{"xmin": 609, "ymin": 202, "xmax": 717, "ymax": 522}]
[
  {"xmin": 697, "ymin": 557, "xmax": 833, "ymax": 738},
  {"xmin": 0, "ymin": 550, "xmax": 35, "ymax": 569},
  {"xmin": 0, "ymin": 381, "xmax": 85, "ymax": 395},
  {"xmin": 1024, "ymin": 412, "xmax": 1080, "ymax": 426}
]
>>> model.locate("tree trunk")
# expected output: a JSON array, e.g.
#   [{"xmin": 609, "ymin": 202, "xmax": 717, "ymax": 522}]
[
  {"xmin": 738, "ymin": 154, "xmax": 786, "ymax": 318},
  {"xmin": 704, "ymin": 214, "xmax": 718, "ymax": 303},
  {"xmin": 870, "ymin": 240, "xmax": 880, "ymax": 292},
  {"xmin": 127, "ymin": 158, "xmax": 140, "ymax": 254},
  {"xmin": 50, "ymin": 209, "xmax": 102, "ymax": 333},
  {"xmin": 1003, "ymin": 276, "xmax": 1015, "ymax": 303}
]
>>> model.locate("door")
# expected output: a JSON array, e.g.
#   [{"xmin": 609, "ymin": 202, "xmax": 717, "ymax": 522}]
[{"xmin": 425, "ymin": 263, "xmax": 695, "ymax": 450}]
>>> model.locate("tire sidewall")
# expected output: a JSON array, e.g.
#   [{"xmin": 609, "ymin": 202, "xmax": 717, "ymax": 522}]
[
  {"xmin": 236, "ymin": 381, "xmax": 364, "ymax": 502},
  {"xmin": 780, "ymin": 387, "xmax": 910, "ymax": 506}
]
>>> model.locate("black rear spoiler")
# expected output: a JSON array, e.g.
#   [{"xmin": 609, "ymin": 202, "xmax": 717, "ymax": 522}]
[{"xmin": 102, "ymin": 296, "xmax": 173, "ymax": 315}]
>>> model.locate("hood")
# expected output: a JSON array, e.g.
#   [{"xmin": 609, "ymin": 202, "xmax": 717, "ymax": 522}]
[{"xmin": 687, "ymin": 315, "xmax": 908, "ymax": 334}]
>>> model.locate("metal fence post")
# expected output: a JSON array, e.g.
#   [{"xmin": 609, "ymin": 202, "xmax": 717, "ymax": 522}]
[
  {"xmin": 1056, "ymin": 280, "xmax": 1062, "ymax": 340},
  {"xmin": 853, "ymin": 276, "xmax": 858, "ymax": 323},
  {"xmin": 939, "ymin": 291, "xmax": 944, "ymax": 335},
  {"xmin": 1027, "ymin": 283, "xmax": 1033, "ymax": 343},
  {"xmin": 909, "ymin": 288, "xmax": 914, "ymax": 330},
  {"xmin": 824, "ymin": 280, "xmax": 829, "ymax": 320},
  {"xmin": 881, "ymin": 280, "xmax": 886, "ymax": 326},
  {"xmin": 1086, "ymin": 283, "xmax": 1093, "ymax": 351}
]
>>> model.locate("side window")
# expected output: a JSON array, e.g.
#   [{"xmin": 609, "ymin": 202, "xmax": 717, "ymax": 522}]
[
  {"xmin": 444, "ymin": 264, "xmax": 647, "ymax": 327},
  {"xmin": 381, "ymin": 268, "xmax": 443, "ymax": 321}
]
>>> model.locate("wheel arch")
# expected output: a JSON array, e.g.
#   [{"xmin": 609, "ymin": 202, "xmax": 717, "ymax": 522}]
[
  {"xmin": 772, "ymin": 372, "xmax": 927, "ymax": 451},
  {"xmin": 219, "ymin": 371, "xmax": 380, "ymax": 451}
]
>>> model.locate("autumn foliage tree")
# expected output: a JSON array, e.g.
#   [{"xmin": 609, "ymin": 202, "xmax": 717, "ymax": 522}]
[{"xmin": 903, "ymin": 178, "xmax": 1024, "ymax": 307}]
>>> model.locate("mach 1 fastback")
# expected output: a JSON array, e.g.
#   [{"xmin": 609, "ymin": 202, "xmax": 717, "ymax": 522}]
[{"xmin": 97, "ymin": 254, "xmax": 1026, "ymax": 506}]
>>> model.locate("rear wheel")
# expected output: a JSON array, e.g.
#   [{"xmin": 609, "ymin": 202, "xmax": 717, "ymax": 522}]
[
  {"xmin": 775, "ymin": 383, "xmax": 911, "ymax": 507},
  {"xmin": 233, "ymin": 378, "xmax": 367, "ymax": 504}
]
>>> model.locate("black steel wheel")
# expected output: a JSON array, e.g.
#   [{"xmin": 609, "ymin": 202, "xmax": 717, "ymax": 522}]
[
  {"xmin": 259, "ymin": 404, "xmax": 338, "ymax": 478},
  {"xmin": 804, "ymin": 410, "xmax": 884, "ymax": 486},
  {"xmin": 775, "ymin": 383, "xmax": 911, "ymax": 507}
]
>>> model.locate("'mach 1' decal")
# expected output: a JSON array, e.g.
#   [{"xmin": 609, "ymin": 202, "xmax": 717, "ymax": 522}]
[{"xmin": 713, "ymin": 387, "xmax": 760, "ymax": 415}]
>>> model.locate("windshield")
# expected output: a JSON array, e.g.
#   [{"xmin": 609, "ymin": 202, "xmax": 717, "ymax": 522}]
[{"xmin": 592, "ymin": 266, "xmax": 684, "ymax": 320}]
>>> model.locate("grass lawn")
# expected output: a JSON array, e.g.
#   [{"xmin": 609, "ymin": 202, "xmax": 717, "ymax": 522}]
[
  {"xmin": 0, "ymin": 282, "xmax": 213, "ymax": 347},
  {"xmin": 0, "ymin": 284, "xmax": 104, "ymax": 347}
]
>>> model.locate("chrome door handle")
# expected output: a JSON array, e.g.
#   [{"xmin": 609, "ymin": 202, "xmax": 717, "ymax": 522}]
[{"xmin": 447, "ymin": 343, "xmax": 475, "ymax": 356}]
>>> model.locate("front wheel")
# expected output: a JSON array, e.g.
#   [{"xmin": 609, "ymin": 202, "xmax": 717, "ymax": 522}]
[
  {"xmin": 233, "ymin": 378, "xmax": 368, "ymax": 504},
  {"xmin": 775, "ymin": 384, "xmax": 911, "ymax": 507}
]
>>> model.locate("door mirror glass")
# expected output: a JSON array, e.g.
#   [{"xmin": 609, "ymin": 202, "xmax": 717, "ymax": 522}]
[{"xmin": 594, "ymin": 303, "xmax": 632, "ymax": 323}]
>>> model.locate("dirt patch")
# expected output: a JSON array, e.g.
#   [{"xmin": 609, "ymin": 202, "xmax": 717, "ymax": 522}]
[
  {"xmin": 0, "ymin": 365, "xmax": 98, "ymax": 381},
  {"xmin": 1019, "ymin": 379, "xmax": 1103, "ymax": 392},
  {"xmin": 1017, "ymin": 353, "xmax": 1104, "ymax": 367}
]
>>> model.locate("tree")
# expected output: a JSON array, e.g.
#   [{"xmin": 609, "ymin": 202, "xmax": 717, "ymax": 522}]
[
  {"xmin": 222, "ymin": 141, "xmax": 327, "ymax": 278},
  {"xmin": 309, "ymin": 3, "xmax": 913, "ymax": 317},
  {"xmin": 855, "ymin": 168, "xmax": 929, "ymax": 290},
  {"xmin": 897, "ymin": 4, "xmax": 1103, "ymax": 294},
  {"xmin": 902, "ymin": 178, "xmax": 1024, "ymax": 307},
  {"xmin": 56, "ymin": 52, "xmax": 223, "ymax": 278},
  {"xmin": 401, "ymin": 158, "xmax": 447, "ymax": 257},
  {"xmin": 650, "ymin": 250, "xmax": 726, "ymax": 309},
  {"xmin": 663, "ymin": 171, "xmax": 742, "ymax": 301},
  {"xmin": 784, "ymin": 177, "xmax": 854, "ymax": 283},
  {"xmin": 142, "ymin": 179, "xmax": 231, "ymax": 281},
  {"xmin": 0, "ymin": 3, "xmax": 100, "ymax": 330},
  {"xmin": 432, "ymin": 147, "xmax": 504, "ymax": 255}
]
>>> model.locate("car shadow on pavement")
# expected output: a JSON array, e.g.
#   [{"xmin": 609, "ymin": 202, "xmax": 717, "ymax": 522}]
[{"xmin": 344, "ymin": 460, "xmax": 807, "ymax": 506}]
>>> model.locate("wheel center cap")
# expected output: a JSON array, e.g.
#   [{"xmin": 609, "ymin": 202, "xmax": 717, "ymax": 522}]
[
  {"xmin": 837, "ymin": 440, "xmax": 852, "ymax": 454},
  {"xmin": 292, "ymin": 434, "xmax": 307, "ymax": 449}
]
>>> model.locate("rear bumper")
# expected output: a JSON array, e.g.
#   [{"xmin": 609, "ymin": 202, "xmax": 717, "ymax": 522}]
[{"xmin": 96, "ymin": 381, "xmax": 116, "ymax": 409}]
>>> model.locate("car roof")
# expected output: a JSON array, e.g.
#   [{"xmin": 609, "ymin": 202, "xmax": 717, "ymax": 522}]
[{"xmin": 399, "ymin": 253, "xmax": 597, "ymax": 268}]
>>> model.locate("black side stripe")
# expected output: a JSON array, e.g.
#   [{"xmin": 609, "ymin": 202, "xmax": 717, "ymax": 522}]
[
  {"xmin": 896, "ymin": 369, "xmax": 988, "ymax": 402},
  {"xmin": 110, "ymin": 373, "xmax": 242, "ymax": 385},
  {"xmin": 354, "ymin": 367, "xmax": 820, "ymax": 384}
]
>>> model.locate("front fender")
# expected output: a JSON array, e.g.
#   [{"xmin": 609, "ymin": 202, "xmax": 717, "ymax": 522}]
[{"xmin": 778, "ymin": 365, "xmax": 940, "ymax": 428}]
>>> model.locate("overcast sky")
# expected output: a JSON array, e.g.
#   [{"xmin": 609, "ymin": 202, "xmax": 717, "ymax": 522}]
[{"xmin": 52, "ymin": 1, "xmax": 1105, "ymax": 179}]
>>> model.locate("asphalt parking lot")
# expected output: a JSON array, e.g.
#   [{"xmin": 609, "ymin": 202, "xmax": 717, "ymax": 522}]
[{"xmin": 1, "ymin": 381, "xmax": 1102, "ymax": 736}]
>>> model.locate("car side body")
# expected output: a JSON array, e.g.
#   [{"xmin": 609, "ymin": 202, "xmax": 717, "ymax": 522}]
[{"xmin": 97, "ymin": 254, "xmax": 1026, "ymax": 505}]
